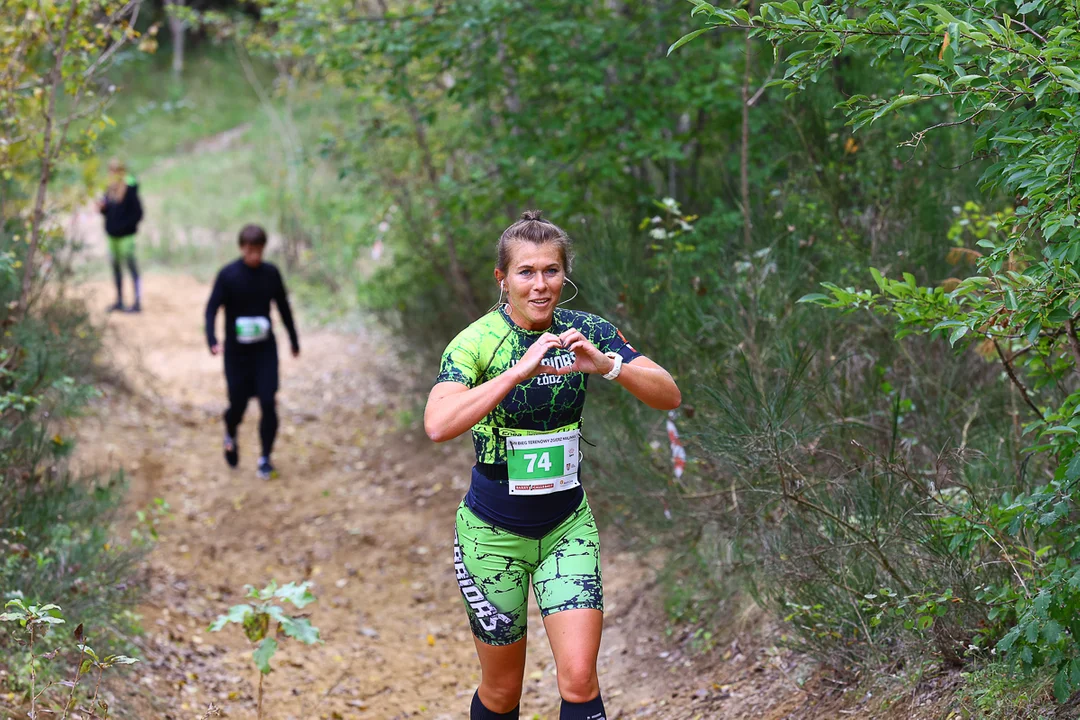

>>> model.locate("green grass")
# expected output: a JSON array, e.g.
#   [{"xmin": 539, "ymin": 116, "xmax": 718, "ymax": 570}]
[
  {"xmin": 955, "ymin": 663, "xmax": 1057, "ymax": 719},
  {"xmin": 97, "ymin": 46, "xmax": 268, "ymax": 171}
]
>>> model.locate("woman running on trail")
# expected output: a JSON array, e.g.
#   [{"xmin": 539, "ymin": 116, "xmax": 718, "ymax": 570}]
[
  {"xmin": 425, "ymin": 211, "xmax": 681, "ymax": 720},
  {"xmin": 97, "ymin": 158, "xmax": 144, "ymax": 313}
]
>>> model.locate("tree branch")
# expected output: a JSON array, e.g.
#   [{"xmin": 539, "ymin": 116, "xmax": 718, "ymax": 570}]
[
  {"xmin": 993, "ymin": 340, "xmax": 1044, "ymax": 420},
  {"xmin": 19, "ymin": 0, "xmax": 79, "ymax": 315}
]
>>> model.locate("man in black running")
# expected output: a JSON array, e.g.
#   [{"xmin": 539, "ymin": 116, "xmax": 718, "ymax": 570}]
[{"xmin": 205, "ymin": 224, "xmax": 300, "ymax": 480}]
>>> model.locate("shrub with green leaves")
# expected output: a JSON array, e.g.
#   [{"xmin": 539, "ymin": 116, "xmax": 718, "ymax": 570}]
[
  {"xmin": 679, "ymin": 0, "xmax": 1080, "ymax": 702},
  {"xmin": 1, "ymin": 600, "xmax": 138, "ymax": 719},
  {"xmin": 0, "ymin": 224, "xmax": 145, "ymax": 690}
]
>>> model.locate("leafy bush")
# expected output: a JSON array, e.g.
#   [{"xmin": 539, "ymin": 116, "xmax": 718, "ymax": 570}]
[
  {"xmin": 0, "ymin": 224, "xmax": 146, "ymax": 692},
  {"xmin": 679, "ymin": 0, "xmax": 1080, "ymax": 701}
]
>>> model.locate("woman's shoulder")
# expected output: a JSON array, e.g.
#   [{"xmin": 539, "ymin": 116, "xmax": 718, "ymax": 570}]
[
  {"xmin": 555, "ymin": 308, "xmax": 616, "ymax": 333},
  {"xmin": 465, "ymin": 309, "xmax": 511, "ymax": 335},
  {"xmin": 444, "ymin": 310, "xmax": 507, "ymax": 349}
]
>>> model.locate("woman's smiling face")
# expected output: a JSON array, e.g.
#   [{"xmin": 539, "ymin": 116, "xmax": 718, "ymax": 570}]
[{"xmin": 497, "ymin": 240, "xmax": 565, "ymax": 331}]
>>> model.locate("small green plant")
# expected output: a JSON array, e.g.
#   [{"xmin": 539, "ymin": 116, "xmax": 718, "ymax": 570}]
[
  {"xmin": 0, "ymin": 599, "xmax": 138, "ymax": 719},
  {"xmin": 131, "ymin": 497, "xmax": 172, "ymax": 545},
  {"xmin": 208, "ymin": 580, "xmax": 321, "ymax": 719}
]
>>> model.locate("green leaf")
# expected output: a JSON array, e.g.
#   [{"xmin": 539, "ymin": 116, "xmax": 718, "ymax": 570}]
[
  {"xmin": 922, "ymin": 3, "xmax": 959, "ymax": 23},
  {"xmin": 953, "ymin": 74, "xmax": 986, "ymax": 86},
  {"xmin": 253, "ymin": 637, "xmax": 278, "ymax": 674},
  {"xmin": 278, "ymin": 616, "xmax": 321, "ymax": 645},
  {"xmin": 997, "ymin": 627, "xmax": 1020, "ymax": 652},
  {"xmin": 949, "ymin": 325, "xmax": 970, "ymax": 345},
  {"xmin": 1017, "ymin": 0, "xmax": 1040, "ymax": 12},
  {"xmin": 914, "ymin": 73, "xmax": 947, "ymax": 89},
  {"xmin": 667, "ymin": 27, "xmax": 715, "ymax": 56},
  {"xmin": 274, "ymin": 582, "xmax": 317, "ymax": 609},
  {"xmin": 243, "ymin": 611, "xmax": 270, "ymax": 643},
  {"xmin": 1065, "ymin": 452, "xmax": 1080, "ymax": 483},
  {"xmin": 208, "ymin": 604, "xmax": 252, "ymax": 632},
  {"xmin": 797, "ymin": 293, "xmax": 831, "ymax": 304},
  {"xmin": 1055, "ymin": 666, "xmax": 1071, "ymax": 703}
]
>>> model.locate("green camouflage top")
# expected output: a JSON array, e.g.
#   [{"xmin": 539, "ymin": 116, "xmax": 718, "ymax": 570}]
[{"xmin": 436, "ymin": 306, "xmax": 641, "ymax": 465}]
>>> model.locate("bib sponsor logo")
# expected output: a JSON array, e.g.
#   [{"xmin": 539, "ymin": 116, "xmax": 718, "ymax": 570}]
[
  {"xmin": 515, "ymin": 482, "xmax": 555, "ymax": 492},
  {"xmin": 454, "ymin": 535, "xmax": 512, "ymax": 632}
]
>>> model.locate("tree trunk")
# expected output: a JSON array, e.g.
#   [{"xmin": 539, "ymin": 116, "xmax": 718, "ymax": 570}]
[
  {"xmin": 740, "ymin": 3, "xmax": 754, "ymax": 250},
  {"xmin": 20, "ymin": 1, "xmax": 79, "ymax": 315},
  {"xmin": 167, "ymin": 0, "xmax": 186, "ymax": 79}
]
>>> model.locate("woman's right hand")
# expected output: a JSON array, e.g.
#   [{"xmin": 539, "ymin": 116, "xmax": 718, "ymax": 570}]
[{"xmin": 512, "ymin": 333, "xmax": 563, "ymax": 381}]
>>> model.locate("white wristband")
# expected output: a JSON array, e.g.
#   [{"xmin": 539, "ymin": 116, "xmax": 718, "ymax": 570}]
[{"xmin": 602, "ymin": 352, "xmax": 623, "ymax": 380}]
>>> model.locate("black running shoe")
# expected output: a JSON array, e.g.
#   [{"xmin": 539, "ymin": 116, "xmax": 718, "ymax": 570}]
[
  {"xmin": 126, "ymin": 301, "xmax": 142, "ymax": 314},
  {"xmin": 257, "ymin": 457, "xmax": 275, "ymax": 480},
  {"xmin": 106, "ymin": 301, "xmax": 125, "ymax": 313},
  {"xmin": 224, "ymin": 433, "xmax": 238, "ymax": 468}
]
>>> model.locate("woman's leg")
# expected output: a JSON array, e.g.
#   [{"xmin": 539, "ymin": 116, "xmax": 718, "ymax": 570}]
[
  {"xmin": 126, "ymin": 254, "xmax": 141, "ymax": 310},
  {"xmin": 473, "ymin": 636, "xmax": 527, "ymax": 715},
  {"xmin": 533, "ymin": 497, "xmax": 607, "ymax": 718},
  {"xmin": 109, "ymin": 251, "xmax": 124, "ymax": 310},
  {"xmin": 544, "ymin": 609, "xmax": 605, "ymax": 708},
  {"xmin": 455, "ymin": 504, "xmax": 536, "ymax": 717}
]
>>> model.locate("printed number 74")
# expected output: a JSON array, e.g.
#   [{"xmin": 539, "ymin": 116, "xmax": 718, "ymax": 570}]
[{"xmin": 524, "ymin": 452, "xmax": 552, "ymax": 473}]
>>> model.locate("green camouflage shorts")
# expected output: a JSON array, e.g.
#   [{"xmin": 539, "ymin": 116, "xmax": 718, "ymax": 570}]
[{"xmin": 453, "ymin": 493, "xmax": 603, "ymax": 646}]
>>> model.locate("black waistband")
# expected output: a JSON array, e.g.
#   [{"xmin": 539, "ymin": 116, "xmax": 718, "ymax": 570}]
[{"xmin": 474, "ymin": 463, "xmax": 509, "ymax": 482}]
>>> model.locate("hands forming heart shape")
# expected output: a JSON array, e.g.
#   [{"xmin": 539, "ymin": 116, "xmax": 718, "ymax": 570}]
[{"xmin": 515, "ymin": 329, "xmax": 615, "ymax": 380}]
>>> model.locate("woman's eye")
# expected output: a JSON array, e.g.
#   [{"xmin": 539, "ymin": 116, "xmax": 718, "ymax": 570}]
[
  {"xmin": 545, "ymin": 269, "xmax": 559, "ymax": 276},
  {"xmin": 520, "ymin": 270, "xmax": 533, "ymax": 277}
]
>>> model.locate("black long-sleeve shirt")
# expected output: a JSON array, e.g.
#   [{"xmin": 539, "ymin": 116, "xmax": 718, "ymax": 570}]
[
  {"xmin": 100, "ymin": 179, "xmax": 143, "ymax": 238},
  {"xmin": 205, "ymin": 259, "xmax": 299, "ymax": 353}
]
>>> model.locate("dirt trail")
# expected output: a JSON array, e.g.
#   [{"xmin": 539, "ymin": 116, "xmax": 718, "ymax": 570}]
[{"xmin": 69, "ymin": 272, "xmax": 845, "ymax": 720}]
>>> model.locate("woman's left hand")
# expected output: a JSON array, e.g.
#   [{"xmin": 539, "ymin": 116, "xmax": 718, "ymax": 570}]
[{"xmin": 553, "ymin": 329, "xmax": 615, "ymax": 376}]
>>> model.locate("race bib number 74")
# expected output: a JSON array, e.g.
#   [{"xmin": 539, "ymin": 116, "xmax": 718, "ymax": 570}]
[{"xmin": 506, "ymin": 428, "xmax": 581, "ymax": 496}]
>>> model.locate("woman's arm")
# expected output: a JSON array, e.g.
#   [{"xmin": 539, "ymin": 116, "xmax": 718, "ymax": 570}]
[
  {"xmin": 425, "ymin": 332, "xmax": 563, "ymax": 443},
  {"xmin": 559, "ymin": 329, "xmax": 681, "ymax": 411},
  {"xmin": 424, "ymin": 373, "xmax": 523, "ymax": 443},
  {"xmin": 612, "ymin": 355, "xmax": 681, "ymax": 411}
]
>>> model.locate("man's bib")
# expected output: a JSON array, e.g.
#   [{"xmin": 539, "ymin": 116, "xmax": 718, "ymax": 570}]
[{"xmin": 236, "ymin": 316, "xmax": 270, "ymax": 344}]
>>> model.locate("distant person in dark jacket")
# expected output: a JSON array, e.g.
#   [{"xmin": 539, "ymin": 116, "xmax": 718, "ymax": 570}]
[
  {"xmin": 204, "ymin": 224, "xmax": 300, "ymax": 480},
  {"xmin": 97, "ymin": 159, "xmax": 144, "ymax": 313}
]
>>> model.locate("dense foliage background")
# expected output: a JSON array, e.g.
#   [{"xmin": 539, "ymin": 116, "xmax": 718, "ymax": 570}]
[{"xmin": 6, "ymin": 0, "xmax": 1080, "ymax": 714}]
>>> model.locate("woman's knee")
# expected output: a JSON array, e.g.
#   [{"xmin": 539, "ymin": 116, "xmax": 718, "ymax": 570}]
[
  {"xmin": 478, "ymin": 679, "xmax": 522, "ymax": 713},
  {"xmin": 556, "ymin": 662, "xmax": 599, "ymax": 703}
]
